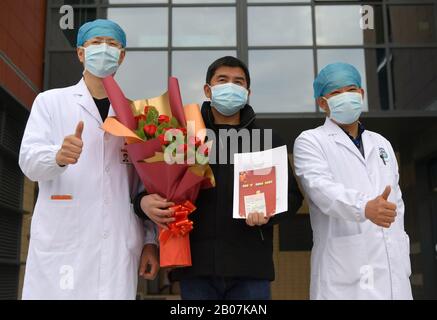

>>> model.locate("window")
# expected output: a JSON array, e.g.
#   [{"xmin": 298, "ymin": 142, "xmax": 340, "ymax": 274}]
[
  {"xmin": 389, "ymin": 5, "xmax": 437, "ymax": 44},
  {"xmin": 249, "ymin": 50, "xmax": 314, "ymax": 113},
  {"xmin": 391, "ymin": 48, "xmax": 437, "ymax": 111},
  {"xmin": 115, "ymin": 52, "xmax": 168, "ymax": 99},
  {"xmin": 173, "ymin": 7, "xmax": 236, "ymax": 47},
  {"xmin": 172, "ymin": 50, "xmax": 236, "ymax": 105},
  {"xmin": 107, "ymin": 8, "xmax": 168, "ymax": 47},
  {"xmin": 248, "ymin": 6, "xmax": 312, "ymax": 46},
  {"xmin": 315, "ymin": 5, "xmax": 383, "ymax": 45},
  {"xmin": 45, "ymin": 0, "xmax": 437, "ymax": 113}
]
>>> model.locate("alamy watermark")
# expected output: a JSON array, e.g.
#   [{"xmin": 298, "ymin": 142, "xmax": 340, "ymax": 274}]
[
  {"xmin": 162, "ymin": 121, "xmax": 273, "ymax": 167},
  {"xmin": 60, "ymin": 5, "xmax": 374, "ymax": 31},
  {"xmin": 59, "ymin": 265, "xmax": 74, "ymax": 290},
  {"xmin": 59, "ymin": 5, "xmax": 74, "ymax": 30},
  {"xmin": 360, "ymin": 5, "xmax": 374, "ymax": 30},
  {"xmin": 359, "ymin": 265, "xmax": 375, "ymax": 290}
]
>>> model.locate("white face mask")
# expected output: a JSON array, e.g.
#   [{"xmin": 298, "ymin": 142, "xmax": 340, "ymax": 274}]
[
  {"xmin": 210, "ymin": 83, "xmax": 249, "ymax": 116},
  {"xmin": 324, "ymin": 92, "xmax": 363, "ymax": 124},
  {"xmin": 82, "ymin": 44, "xmax": 121, "ymax": 78}
]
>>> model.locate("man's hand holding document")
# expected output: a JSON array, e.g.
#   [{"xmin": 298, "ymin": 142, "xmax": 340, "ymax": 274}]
[{"xmin": 233, "ymin": 145, "xmax": 289, "ymax": 222}]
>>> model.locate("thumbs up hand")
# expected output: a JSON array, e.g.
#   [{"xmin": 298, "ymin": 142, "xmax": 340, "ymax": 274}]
[
  {"xmin": 365, "ymin": 186, "xmax": 397, "ymax": 228},
  {"xmin": 381, "ymin": 185, "xmax": 391, "ymax": 201},
  {"xmin": 74, "ymin": 121, "xmax": 84, "ymax": 139},
  {"xmin": 56, "ymin": 121, "xmax": 84, "ymax": 166}
]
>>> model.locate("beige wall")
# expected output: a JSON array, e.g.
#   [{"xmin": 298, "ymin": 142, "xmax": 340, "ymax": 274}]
[{"xmin": 271, "ymin": 225, "xmax": 311, "ymax": 300}]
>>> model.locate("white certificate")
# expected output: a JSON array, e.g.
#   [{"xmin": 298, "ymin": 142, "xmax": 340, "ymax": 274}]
[
  {"xmin": 244, "ymin": 193, "xmax": 267, "ymax": 216},
  {"xmin": 233, "ymin": 145, "xmax": 289, "ymax": 219}
]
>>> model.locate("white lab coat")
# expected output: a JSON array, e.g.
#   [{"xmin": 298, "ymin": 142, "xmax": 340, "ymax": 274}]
[
  {"xmin": 293, "ymin": 118, "xmax": 412, "ymax": 300},
  {"xmin": 19, "ymin": 79, "xmax": 156, "ymax": 300}
]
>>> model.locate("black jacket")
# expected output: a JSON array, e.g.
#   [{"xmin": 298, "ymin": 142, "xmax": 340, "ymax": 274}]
[{"xmin": 134, "ymin": 102, "xmax": 303, "ymax": 281}]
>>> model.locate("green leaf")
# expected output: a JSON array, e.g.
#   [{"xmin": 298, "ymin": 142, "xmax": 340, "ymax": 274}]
[
  {"xmin": 146, "ymin": 107, "xmax": 159, "ymax": 125},
  {"xmin": 170, "ymin": 117, "xmax": 180, "ymax": 128},
  {"xmin": 135, "ymin": 128, "xmax": 146, "ymax": 141},
  {"xmin": 156, "ymin": 122, "xmax": 171, "ymax": 135},
  {"xmin": 138, "ymin": 119, "xmax": 147, "ymax": 129}
]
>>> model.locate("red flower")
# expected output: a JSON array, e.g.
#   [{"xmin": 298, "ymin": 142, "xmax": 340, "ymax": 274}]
[
  {"xmin": 143, "ymin": 124, "xmax": 157, "ymax": 137},
  {"xmin": 158, "ymin": 134, "xmax": 170, "ymax": 146},
  {"xmin": 200, "ymin": 146, "xmax": 209, "ymax": 157},
  {"xmin": 144, "ymin": 105, "xmax": 151, "ymax": 115},
  {"xmin": 194, "ymin": 137, "xmax": 202, "ymax": 147},
  {"xmin": 179, "ymin": 128, "xmax": 187, "ymax": 136},
  {"xmin": 135, "ymin": 114, "xmax": 147, "ymax": 122},
  {"xmin": 158, "ymin": 115, "xmax": 170, "ymax": 124}
]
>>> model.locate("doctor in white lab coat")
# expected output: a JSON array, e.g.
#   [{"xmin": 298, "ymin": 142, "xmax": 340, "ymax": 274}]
[
  {"xmin": 293, "ymin": 62, "xmax": 412, "ymax": 300},
  {"xmin": 19, "ymin": 19, "xmax": 160, "ymax": 300}
]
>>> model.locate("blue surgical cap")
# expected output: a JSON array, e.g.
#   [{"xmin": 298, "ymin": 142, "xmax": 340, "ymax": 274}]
[
  {"xmin": 313, "ymin": 62, "xmax": 362, "ymax": 98},
  {"xmin": 77, "ymin": 19, "xmax": 126, "ymax": 48}
]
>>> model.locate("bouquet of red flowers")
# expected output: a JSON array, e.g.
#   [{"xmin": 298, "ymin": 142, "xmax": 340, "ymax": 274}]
[
  {"xmin": 131, "ymin": 105, "xmax": 210, "ymax": 163},
  {"xmin": 101, "ymin": 76, "xmax": 215, "ymax": 267}
]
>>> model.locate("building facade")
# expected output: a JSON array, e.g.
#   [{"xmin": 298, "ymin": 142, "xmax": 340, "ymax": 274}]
[{"xmin": 0, "ymin": 0, "xmax": 46, "ymax": 299}]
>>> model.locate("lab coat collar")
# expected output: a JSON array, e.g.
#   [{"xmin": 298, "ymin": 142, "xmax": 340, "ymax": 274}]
[
  {"xmin": 72, "ymin": 78, "xmax": 104, "ymax": 124},
  {"xmin": 323, "ymin": 117, "xmax": 366, "ymax": 165}
]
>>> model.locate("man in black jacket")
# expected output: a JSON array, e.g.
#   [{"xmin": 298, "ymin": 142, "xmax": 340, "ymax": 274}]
[{"xmin": 134, "ymin": 56, "xmax": 303, "ymax": 299}]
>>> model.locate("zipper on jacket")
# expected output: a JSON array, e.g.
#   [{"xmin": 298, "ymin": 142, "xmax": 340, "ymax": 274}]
[{"xmin": 259, "ymin": 227, "xmax": 264, "ymax": 241}]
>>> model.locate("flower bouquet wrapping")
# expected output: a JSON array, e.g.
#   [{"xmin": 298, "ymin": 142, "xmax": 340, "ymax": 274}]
[{"xmin": 101, "ymin": 76, "xmax": 215, "ymax": 267}]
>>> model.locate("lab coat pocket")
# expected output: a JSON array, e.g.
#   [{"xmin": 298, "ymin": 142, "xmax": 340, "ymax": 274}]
[
  {"xmin": 32, "ymin": 200, "xmax": 80, "ymax": 252},
  {"xmin": 325, "ymin": 233, "xmax": 368, "ymax": 286}
]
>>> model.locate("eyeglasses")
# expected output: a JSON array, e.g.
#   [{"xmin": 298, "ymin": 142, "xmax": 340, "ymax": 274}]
[{"xmin": 84, "ymin": 38, "xmax": 123, "ymax": 49}]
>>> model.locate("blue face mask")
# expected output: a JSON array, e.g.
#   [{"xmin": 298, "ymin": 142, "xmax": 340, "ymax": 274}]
[
  {"xmin": 210, "ymin": 83, "xmax": 249, "ymax": 116},
  {"xmin": 325, "ymin": 92, "xmax": 363, "ymax": 125},
  {"xmin": 83, "ymin": 44, "xmax": 121, "ymax": 78}
]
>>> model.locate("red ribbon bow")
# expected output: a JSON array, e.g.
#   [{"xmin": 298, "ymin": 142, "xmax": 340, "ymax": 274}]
[{"xmin": 159, "ymin": 200, "xmax": 196, "ymax": 244}]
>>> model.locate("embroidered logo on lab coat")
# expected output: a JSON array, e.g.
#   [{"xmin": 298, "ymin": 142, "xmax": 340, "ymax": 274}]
[{"xmin": 378, "ymin": 147, "xmax": 389, "ymax": 165}]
